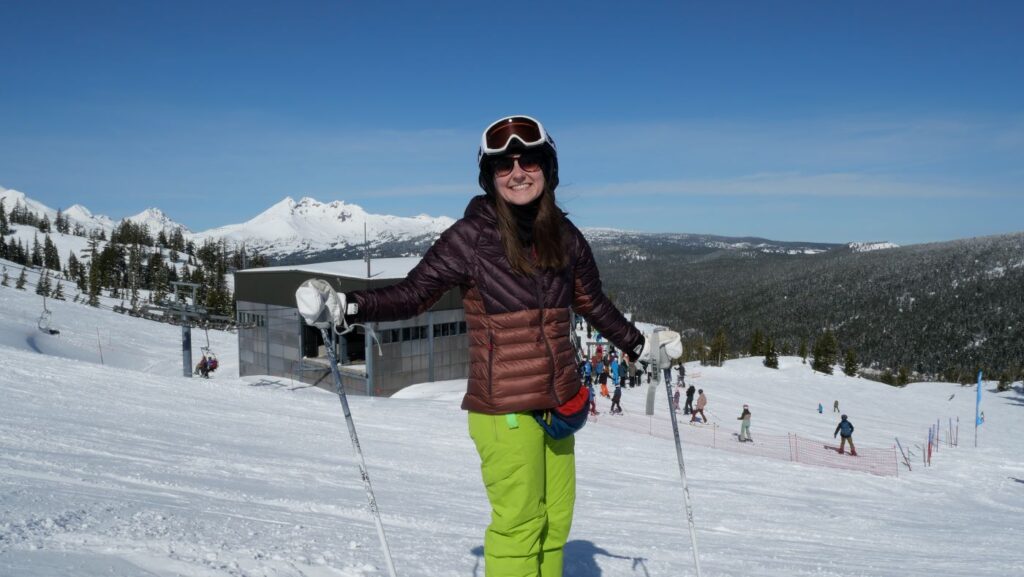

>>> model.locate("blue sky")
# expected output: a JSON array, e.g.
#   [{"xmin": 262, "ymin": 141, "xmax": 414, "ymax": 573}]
[{"xmin": 1, "ymin": 0, "xmax": 1021, "ymax": 245}]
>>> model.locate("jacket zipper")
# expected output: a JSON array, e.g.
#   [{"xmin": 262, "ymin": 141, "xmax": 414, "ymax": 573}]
[
  {"xmin": 534, "ymin": 273, "xmax": 559, "ymax": 405},
  {"xmin": 487, "ymin": 330, "xmax": 495, "ymax": 400}
]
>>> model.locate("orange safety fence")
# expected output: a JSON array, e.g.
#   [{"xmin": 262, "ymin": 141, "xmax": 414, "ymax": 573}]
[{"xmin": 589, "ymin": 410, "xmax": 900, "ymax": 477}]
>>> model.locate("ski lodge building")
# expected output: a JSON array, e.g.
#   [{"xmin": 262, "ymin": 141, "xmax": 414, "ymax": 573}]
[{"xmin": 233, "ymin": 258, "xmax": 467, "ymax": 396}]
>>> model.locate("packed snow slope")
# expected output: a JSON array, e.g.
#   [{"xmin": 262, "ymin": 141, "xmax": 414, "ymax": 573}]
[{"xmin": 1, "ymin": 279, "xmax": 1022, "ymax": 577}]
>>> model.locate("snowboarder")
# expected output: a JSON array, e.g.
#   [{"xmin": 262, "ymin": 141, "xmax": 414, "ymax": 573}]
[
  {"xmin": 833, "ymin": 414, "xmax": 857, "ymax": 455},
  {"xmin": 737, "ymin": 404, "xmax": 752, "ymax": 442},
  {"xmin": 684, "ymin": 384, "xmax": 696, "ymax": 415},
  {"xmin": 691, "ymin": 389, "xmax": 707, "ymax": 423},
  {"xmin": 334, "ymin": 114, "xmax": 647, "ymax": 577}
]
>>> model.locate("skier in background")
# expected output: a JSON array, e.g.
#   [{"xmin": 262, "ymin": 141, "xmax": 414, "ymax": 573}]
[
  {"xmin": 691, "ymin": 389, "xmax": 708, "ymax": 423},
  {"xmin": 737, "ymin": 404, "xmax": 752, "ymax": 442},
  {"xmin": 673, "ymin": 386, "xmax": 681, "ymax": 412},
  {"xmin": 599, "ymin": 359, "xmax": 611, "ymax": 398},
  {"xmin": 834, "ymin": 414, "xmax": 857, "ymax": 455},
  {"xmin": 684, "ymin": 384, "xmax": 696, "ymax": 415},
  {"xmin": 818, "ymin": 402, "xmax": 823, "ymax": 414},
  {"xmin": 610, "ymin": 384, "xmax": 623, "ymax": 414},
  {"xmin": 833, "ymin": 399, "xmax": 840, "ymax": 413},
  {"xmin": 677, "ymin": 362, "xmax": 686, "ymax": 386}
]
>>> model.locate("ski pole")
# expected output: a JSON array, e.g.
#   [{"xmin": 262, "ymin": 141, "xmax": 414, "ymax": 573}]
[
  {"xmin": 658, "ymin": 335, "xmax": 703, "ymax": 576},
  {"xmin": 321, "ymin": 327, "xmax": 399, "ymax": 577}
]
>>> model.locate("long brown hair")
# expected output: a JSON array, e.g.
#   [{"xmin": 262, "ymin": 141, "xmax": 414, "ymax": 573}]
[{"xmin": 492, "ymin": 183, "xmax": 567, "ymax": 275}]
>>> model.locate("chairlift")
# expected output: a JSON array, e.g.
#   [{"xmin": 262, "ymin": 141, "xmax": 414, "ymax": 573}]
[
  {"xmin": 37, "ymin": 296, "xmax": 60, "ymax": 336},
  {"xmin": 194, "ymin": 324, "xmax": 219, "ymax": 378}
]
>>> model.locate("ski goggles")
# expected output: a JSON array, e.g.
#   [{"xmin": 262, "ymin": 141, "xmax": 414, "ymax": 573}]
[
  {"xmin": 489, "ymin": 152, "xmax": 546, "ymax": 177},
  {"xmin": 479, "ymin": 115, "xmax": 553, "ymax": 157}
]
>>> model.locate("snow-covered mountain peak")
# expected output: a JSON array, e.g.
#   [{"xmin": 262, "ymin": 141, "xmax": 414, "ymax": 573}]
[
  {"xmin": 190, "ymin": 195, "xmax": 455, "ymax": 259},
  {"xmin": 125, "ymin": 207, "xmax": 191, "ymax": 234}
]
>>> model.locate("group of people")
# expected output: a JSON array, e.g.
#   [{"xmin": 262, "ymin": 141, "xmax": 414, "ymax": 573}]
[
  {"xmin": 582, "ymin": 346, "xmax": 644, "ymax": 395},
  {"xmin": 194, "ymin": 354, "xmax": 218, "ymax": 378},
  {"xmin": 671, "ymin": 384, "xmax": 707, "ymax": 422}
]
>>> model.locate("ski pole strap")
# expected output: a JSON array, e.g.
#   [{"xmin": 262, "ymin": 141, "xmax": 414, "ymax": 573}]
[
  {"xmin": 506, "ymin": 413, "xmax": 520, "ymax": 429},
  {"xmin": 335, "ymin": 322, "xmax": 384, "ymax": 357}
]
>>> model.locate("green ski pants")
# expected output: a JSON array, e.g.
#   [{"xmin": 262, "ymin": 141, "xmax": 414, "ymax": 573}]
[{"xmin": 468, "ymin": 411, "xmax": 576, "ymax": 577}]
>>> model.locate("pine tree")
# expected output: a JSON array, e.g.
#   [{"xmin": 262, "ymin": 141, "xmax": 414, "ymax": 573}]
[
  {"xmin": 763, "ymin": 336, "xmax": 779, "ymax": 369},
  {"xmin": 38, "ymin": 213, "xmax": 52, "ymax": 233},
  {"xmin": 55, "ymin": 208, "xmax": 71, "ymax": 234},
  {"xmin": 43, "ymin": 235, "xmax": 61, "ymax": 270},
  {"xmin": 842, "ymin": 349, "xmax": 859, "ymax": 377},
  {"xmin": 15, "ymin": 267, "xmax": 28, "ymax": 290},
  {"xmin": 709, "ymin": 328, "xmax": 729, "ymax": 367},
  {"xmin": 35, "ymin": 268, "xmax": 52, "ymax": 296},
  {"xmin": 749, "ymin": 328, "xmax": 765, "ymax": 357},
  {"xmin": 0, "ymin": 198, "xmax": 9, "ymax": 235},
  {"xmin": 87, "ymin": 257, "xmax": 102, "ymax": 307},
  {"xmin": 799, "ymin": 337, "xmax": 808, "ymax": 364},
  {"xmin": 996, "ymin": 371, "xmax": 1013, "ymax": 392},
  {"xmin": 31, "ymin": 233, "xmax": 43, "ymax": 267},
  {"xmin": 897, "ymin": 365, "xmax": 910, "ymax": 386},
  {"xmin": 811, "ymin": 329, "xmax": 838, "ymax": 375},
  {"xmin": 52, "ymin": 280, "xmax": 65, "ymax": 300}
]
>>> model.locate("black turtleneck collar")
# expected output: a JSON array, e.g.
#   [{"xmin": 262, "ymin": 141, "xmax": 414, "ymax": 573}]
[{"xmin": 509, "ymin": 196, "xmax": 542, "ymax": 247}]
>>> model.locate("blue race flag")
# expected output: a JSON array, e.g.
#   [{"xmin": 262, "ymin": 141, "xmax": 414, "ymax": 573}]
[{"xmin": 975, "ymin": 371, "xmax": 984, "ymax": 426}]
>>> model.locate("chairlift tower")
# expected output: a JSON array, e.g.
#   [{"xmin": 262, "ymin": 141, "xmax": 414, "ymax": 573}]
[{"xmin": 166, "ymin": 281, "xmax": 207, "ymax": 378}]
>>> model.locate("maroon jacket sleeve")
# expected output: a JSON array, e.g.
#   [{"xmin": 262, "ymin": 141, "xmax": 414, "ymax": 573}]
[
  {"xmin": 348, "ymin": 219, "xmax": 477, "ymax": 322},
  {"xmin": 568, "ymin": 226, "xmax": 645, "ymax": 359}
]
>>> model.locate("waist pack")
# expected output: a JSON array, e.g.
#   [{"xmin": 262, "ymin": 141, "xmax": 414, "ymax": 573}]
[{"xmin": 534, "ymin": 386, "xmax": 591, "ymax": 439}]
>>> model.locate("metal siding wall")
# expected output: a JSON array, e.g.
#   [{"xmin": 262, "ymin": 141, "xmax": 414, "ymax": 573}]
[{"xmin": 234, "ymin": 271, "xmax": 469, "ymax": 395}]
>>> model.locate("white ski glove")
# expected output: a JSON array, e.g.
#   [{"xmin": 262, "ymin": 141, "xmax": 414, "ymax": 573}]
[
  {"xmin": 295, "ymin": 278, "xmax": 356, "ymax": 328},
  {"xmin": 640, "ymin": 329, "xmax": 683, "ymax": 368},
  {"xmin": 660, "ymin": 330, "xmax": 683, "ymax": 360}
]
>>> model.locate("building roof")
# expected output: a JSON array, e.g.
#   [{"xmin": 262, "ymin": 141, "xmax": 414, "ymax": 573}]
[{"xmin": 236, "ymin": 257, "xmax": 421, "ymax": 281}]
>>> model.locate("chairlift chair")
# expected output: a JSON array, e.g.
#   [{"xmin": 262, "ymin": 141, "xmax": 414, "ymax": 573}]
[
  {"xmin": 194, "ymin": 325, "xmax": 219, "ymax": 377},
  {"xmin": 37, "ymin": 296, "xmax": 60, "ymax": 336}
]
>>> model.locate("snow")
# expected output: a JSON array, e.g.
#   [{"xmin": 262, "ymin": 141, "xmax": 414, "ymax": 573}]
[
  {"xmin": 1, "ymin": 266, "xmax": 1022, "ymax": 576},
  {"xmin": 238, "ymin": 257, "xmax": 424, "ymax": 280},
  {"xmin": 189, "ymin": 196, "xmax": 454, "ymax": 259},
  {"xmin": 848, "ymin": 242, "xmax": 899, "ymax": 252}
]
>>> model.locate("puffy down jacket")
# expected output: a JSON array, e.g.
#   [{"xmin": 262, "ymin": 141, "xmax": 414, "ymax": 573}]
[{"xmin": 349, "ymin": 195, "xmax": 643, "ymax": 414}]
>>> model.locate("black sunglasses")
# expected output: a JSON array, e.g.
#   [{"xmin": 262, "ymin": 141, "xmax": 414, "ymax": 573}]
[{"xmin": 489, "ymin": 153, "xmax": 545, "ymax": 177}]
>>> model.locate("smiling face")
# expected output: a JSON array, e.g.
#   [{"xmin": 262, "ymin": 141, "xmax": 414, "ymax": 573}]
[{"xmin": 492, "ymin": 154, "xmax": 547, "ymax": 206}]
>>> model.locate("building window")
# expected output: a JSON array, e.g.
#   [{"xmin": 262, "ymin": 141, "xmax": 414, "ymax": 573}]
[
  {"xmin": 459, "ymin": 321, "xmax": 467, "ymax": 334},
  {"xmin": 238, "ymin": 311, "xmax": 265, "ymax": 328}
]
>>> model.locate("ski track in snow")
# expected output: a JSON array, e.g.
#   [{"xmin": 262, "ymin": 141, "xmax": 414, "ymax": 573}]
[{"xmin": 1, "ymin": 264, "xmax": 1022, "ymax": 576}]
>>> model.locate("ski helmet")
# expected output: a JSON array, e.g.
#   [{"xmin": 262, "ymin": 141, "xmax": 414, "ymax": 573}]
[{"xmin": 477, "ymin": 115, "xmax": 559, "ymax": 194}]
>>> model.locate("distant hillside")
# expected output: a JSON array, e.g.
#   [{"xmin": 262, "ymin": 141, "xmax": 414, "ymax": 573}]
[{"xmin": 592, "ymin": 231, "xmax": 1024, "ymax": 379}]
